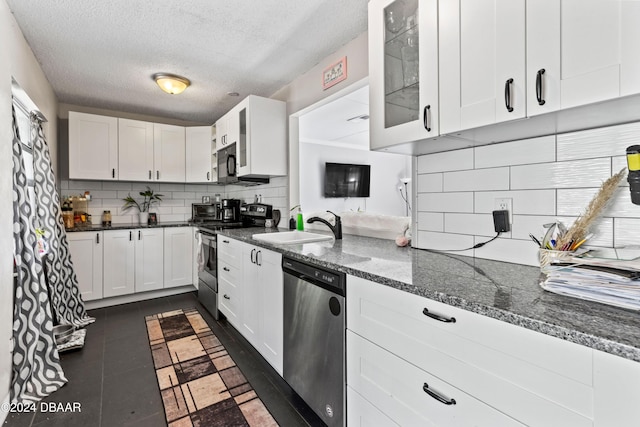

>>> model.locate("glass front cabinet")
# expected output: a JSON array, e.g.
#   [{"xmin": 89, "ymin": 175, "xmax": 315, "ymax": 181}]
[{"xmin": 369, "ymin": 0, "xmax": 439, "ymax": 150}]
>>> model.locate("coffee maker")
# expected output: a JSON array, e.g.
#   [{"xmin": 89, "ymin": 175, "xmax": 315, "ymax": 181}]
[{"xmin": 221, "ymin": 199, "xmax": 241, "ymax": 222}]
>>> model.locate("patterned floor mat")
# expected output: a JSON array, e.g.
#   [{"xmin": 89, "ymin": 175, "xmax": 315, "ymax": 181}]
[{"xmin": 145, "ymin": 308, "xmax": 278, "ymax": 427}]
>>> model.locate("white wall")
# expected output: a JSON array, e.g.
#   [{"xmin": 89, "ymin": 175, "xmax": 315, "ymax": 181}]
[
  {"xmin": 415, "ymin": 123, "xmax": 640, "ymax": 266},
  {"xmin": 0, "ymin": 0, "xmax": 59, "ymax": 417},
  {"xmin": 299, "ymin": 142, "xmax": 411, "ymax": 216}
]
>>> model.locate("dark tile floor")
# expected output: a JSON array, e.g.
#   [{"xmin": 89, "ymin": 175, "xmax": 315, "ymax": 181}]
[{"xmin": 4, "ymin": 292, "xmax": 324, "ymax": 427}]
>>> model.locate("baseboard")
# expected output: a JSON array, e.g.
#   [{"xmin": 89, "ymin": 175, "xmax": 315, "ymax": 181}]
[{"xmin": 85, "ymin": 285, "xmax": 197, "ymax": 310}]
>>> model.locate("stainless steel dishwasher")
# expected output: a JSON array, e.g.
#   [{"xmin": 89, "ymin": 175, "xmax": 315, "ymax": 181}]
[{"xmin": 283, "ymin": 256, "xmax": 346, "ymax": 427}]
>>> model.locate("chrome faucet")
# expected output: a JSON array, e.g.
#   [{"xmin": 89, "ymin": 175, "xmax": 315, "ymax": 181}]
[{"xmin": 307, "ymin": 210, "xmax": 342, "ymax": 240}]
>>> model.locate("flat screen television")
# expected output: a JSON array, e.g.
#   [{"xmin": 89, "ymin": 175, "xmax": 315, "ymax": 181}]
[{"xmin": 324, "ymin": 162, "xmax": 371, "ymax": 198}]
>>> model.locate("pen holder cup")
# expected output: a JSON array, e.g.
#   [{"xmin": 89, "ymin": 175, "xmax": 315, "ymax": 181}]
[{"xmin": 539, "ymin": 249, "xmax": 575, "ymax": 274}]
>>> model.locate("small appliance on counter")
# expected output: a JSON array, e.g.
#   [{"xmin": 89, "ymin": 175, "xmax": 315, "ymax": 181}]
[
  {"xmin": 241, "ymin": 202, "xmax": 273, "ymax": 227},
  {"xmin": 221, "ymin": 199, "xmax": 242, "ymax": 223},
  {"xmin": 191, "ymin": 202, "xmax": 222, "ymax": 223}
]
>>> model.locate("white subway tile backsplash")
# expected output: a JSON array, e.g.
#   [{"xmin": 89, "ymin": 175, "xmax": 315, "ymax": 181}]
[
  {"xmin": 132, "ymin": 183, "xmax": 161, "ymax": 191},
  {"xmin": 101, "ymin": 181, "xmax": 133, "ymax": 191},
  {"xmin": 473, "ymin": 237, "xmax": 539, "ymax": 266},
  {"xmin": 557, "ymin": 189, "xmax": 639, "ymax": 218},
  {"xmin": 444, "ymin": 168, "xmax": 509, "ymax": 192},
  {"xmin": 417, "ymin": 148, "xmax": 474, "ymax": 173},
  {"xmin": 415, "ymin": 231, "xmax": 474, "ymax": 254},
  {"xmin": 67, "ymin": 180, "xmax": 103, "ymax": 190},
  {"xmin": 86, "ymin": 190, "xmax": 118, "ymax": 199},
  {"xmin": 172, "ymin": 206, "xmax": 191, "ymax": 215},
  {"xmin": 474, "ymin": 190, "xmax": 556, "ymax": 215},
  {"xmin": 475, "ymin": 135, "xmax": 556, "ymax": 169},
  {"xmin": 511, "ymin": 215, "xmax": 559, "ymax": 242},
  {"xmin": 444, "ymin": 213, "xmax": 497, "ymax": 237},
  {"xmin": 417, "ymin": 173, "xmax": 443, "ymax": 193},
  {"xmin": 416, "ymin": 212, "xmax": 444, "ymax": 232},
  {"xmin": 614, "ymin": 218, "xmax": 640, "ymax": 246},
  {"xmin": 417, "ymin": 192, "xmax": 474, "ymax": 213},
  {"xmin": 159, "ymin": 183, "xmax": 187, "ymax": 191},
  {"xmin": 556, "ymin": 216, "xmax": 614, "ymax": 247},
  {"xmin": 557, "ymin": 121, "xmax": 640, "ymax": 161},
  {"xmin": 511, "ymin": 158, "xmax": 610, "ymax": 189},
  {"xmin": 171, "ymin": 191, "xmax": 196, "ymax": 200}
]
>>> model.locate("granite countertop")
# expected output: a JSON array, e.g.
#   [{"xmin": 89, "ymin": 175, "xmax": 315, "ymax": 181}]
[
  {"xmin": 65, "ymin": 221, "xmax": 192, "ymax": 232},
  {"xmin": 215, "ymin": 227, "xmax": 640, "ymax": 363}
]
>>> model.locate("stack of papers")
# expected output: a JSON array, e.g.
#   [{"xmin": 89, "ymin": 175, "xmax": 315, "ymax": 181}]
[{"xmin": 540, "ymin": 248, "xmax": 640, "ymax": 311}]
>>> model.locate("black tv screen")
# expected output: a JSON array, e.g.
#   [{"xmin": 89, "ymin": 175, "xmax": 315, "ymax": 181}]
[{"xmin": 324, "ymin": 162, "xmax": 371, "ymax": 198}]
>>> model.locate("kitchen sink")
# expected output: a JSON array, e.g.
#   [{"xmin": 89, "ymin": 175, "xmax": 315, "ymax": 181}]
[{"xmin": 252, "ymin": 231, "xmax": 333, "ymax": 245}]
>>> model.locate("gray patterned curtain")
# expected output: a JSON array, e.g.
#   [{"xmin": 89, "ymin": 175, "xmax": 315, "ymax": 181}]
[
  {"xmin": 31, "ymin": 114, "xmax": 94, "ymax": 327},
  {"xmin": 11, "ymin": 106, "xmax": 67, "ymax": 403}
]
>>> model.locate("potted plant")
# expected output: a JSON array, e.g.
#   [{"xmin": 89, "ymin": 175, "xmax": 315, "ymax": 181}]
[{"xmin": 122, "ymin": 186, "xmax": 164, "ymax": 225}]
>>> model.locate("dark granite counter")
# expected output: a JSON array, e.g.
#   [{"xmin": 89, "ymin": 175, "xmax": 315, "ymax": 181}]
[
  {"xmin": 65, "ymin": 221, "xmax": 192, "ymax": 232},
  {"xmin": 218, "ymin": 227, "xmax": 640, "ymax": 363}
]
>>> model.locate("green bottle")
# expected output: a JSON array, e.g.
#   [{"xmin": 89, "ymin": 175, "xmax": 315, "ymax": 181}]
[{"xmin": 296, "ymin": 212, "xmax": 304, "ymax": 231}]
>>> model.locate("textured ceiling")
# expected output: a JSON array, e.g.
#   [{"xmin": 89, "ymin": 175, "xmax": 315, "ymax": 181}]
[{"xmin": 7, "ymin": 0, "xmax": 368, "ymax": 124}]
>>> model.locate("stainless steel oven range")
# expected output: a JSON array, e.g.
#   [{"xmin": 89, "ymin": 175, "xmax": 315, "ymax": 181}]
[{"xmin": 196, "ymin": 229, "xmax": 219, "ymax": 319}]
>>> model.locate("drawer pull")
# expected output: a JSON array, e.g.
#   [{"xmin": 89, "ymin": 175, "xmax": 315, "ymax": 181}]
[
  {"xmin": 536, "ymin": 68, "xmax": 546, "ymax": 106},
  {"xmin": 423, "ymin": 307, "xmax": 456, "ymax": 323},
  {"xmin": 504, "ymin": 78, "xmax": 514, "ymax": 112},
  {"xmin": 222, "ymin": 240, "xmax": 230, "ymax": 244},
  {"xmin": 423, "ymin": 382, "xmax": 456, "ymax": 406},
  {"xmin": 223, "ymin": 294, "xmax": 230, "ymax": 300},
  {"xmin": 223, "ymin": 267, "xmax": 230, "ymax": 272}
]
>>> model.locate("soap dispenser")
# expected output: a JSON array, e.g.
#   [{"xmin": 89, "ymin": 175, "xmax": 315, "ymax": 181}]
[{"xmin": 296, "ymin": 208, "xmax": 304, "ymax": 231}]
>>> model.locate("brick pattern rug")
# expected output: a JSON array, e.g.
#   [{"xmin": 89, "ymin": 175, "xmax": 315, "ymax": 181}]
[{"xmin": 145, "ymin": 308, "xmax": 278, "ymax": 427}]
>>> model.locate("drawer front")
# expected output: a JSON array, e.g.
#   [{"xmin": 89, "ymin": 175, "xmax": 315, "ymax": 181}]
[
  {"xmin": 347, "ymin": 331, "xmax": 525, "ymax": 427},
  {"xmin": 218, "ymin": 259, "xmax": 240, "ymax": 284},
  {"xmin": 347, "ymin": 275, "xmax": 594, "ymax": 426},
  {"xmin": 218, "ymin": 274, "xmax": 240, "ymax": 327},
  {"xmin": 218, "ymin": 236, "xmax": 241, "ymax": 267},
  {"xmin": 347, "ymin": 387, "xmax": 399, "ymax": 427}
]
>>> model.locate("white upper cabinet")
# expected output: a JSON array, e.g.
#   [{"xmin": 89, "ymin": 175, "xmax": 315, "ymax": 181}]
[
  {"xmin": 185, "ymin": 126, "xmax": 214, "ymax": 183},
  {"xmin": 527, "ymin": 0, "xmax": 640, "ymax": 116},
  {"xmin": 118, "ymin": 118, "xmax": 154, "ymax": 181},
  {"xmin": 68, "ymin": 112, "xmax": 118, "ymax": 180},
  {"xmin": 439, "ymin": 0, "xmax": 526, "ymax": 134},
  {"xmin": 234, "ymin": 95, "xmax": 287, "ymax": 178},
  {"xmin": 369, "ymin": 0, "xmax": 439, "ymax": 149},
  {"xmin": 153, "ymin": 123, "xmax": 186, "ymax": 182}
]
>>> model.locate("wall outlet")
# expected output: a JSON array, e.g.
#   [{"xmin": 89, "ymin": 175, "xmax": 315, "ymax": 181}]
[{"xmin": 494, "ymin": 198, "xmax": 512, "ymax": 223}]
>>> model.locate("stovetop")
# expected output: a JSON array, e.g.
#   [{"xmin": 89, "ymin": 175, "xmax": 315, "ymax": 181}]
[{"xmin": 193, "ymin": 219, "xmax": 245, "ymax": 232}]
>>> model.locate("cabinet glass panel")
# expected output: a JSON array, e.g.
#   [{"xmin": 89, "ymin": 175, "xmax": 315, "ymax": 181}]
[
  {"xmin": 239, "ymin": 108, "xmax": 247, "ymax": 168},
  {"xmin": 384, "ymin": 0, "xmax": 419, "ymax": 129}
]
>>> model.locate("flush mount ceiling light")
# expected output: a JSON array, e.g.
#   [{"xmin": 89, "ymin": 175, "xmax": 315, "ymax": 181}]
[{"xmin": 152, "ymin": 73, "xmax": 190, "ymax": 95}]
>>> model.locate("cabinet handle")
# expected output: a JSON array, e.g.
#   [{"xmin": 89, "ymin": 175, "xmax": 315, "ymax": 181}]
[
  {"xmin": 256, "ymin": 250, "xmax": 262, "ymax": 266},
  {"xmin": 423, "ymin": 383, "xmax": 456, "ymax": 406},
  {"xmin": 536, "ymin": 69, "xmax": 546, "ymax": 106},
  {"xmin": 223, "ymin": 294, "xmax": 230, "ymax": 300},
  {"xmin": 222, "ymin": 239, "xmax": 229, "ymax": 244},
  {"xmin": 423, "ymin": 105, "xmax": 431, "ymax": 132},
  {"xmin": 250, "ymin": 248, "xmax": 256, "ymax": 264},
  {"xmin": 96, "ymin": 233, "xmax": 100, "ymax": 244},
  {"xmin": 207, "ymin": 171, "xmax": 210, "ymax": 181},
  {"xmin": 422, "ymin": 307, "xmax": 456, "ymax": 323},
  {"xmin": 138, "ymin": 230, "xmax": 141, "ymax": 240},
  {"xmin": 129, "ymin": 231, "xmax": 132, "ymax": 241},
  {"xmin": 156, "ymin": 170, "xmax": 160, "ymax": 180},
  {"xmin": 112, "ymin": 168, "xmax": 115, "ymax": 179},
  {"xmin": 149, "ymin": 170, "xmax": 152, "ymax": 179},
  {"xmin": 223, "ymin": 266, "xmax": 230, "ymax": 272},
  {"xmin": 504, "ymin": 78, "xmax": 514, "ymax": 112}
]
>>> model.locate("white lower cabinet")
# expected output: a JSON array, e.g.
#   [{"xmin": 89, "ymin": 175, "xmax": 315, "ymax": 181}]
[
  {"xmin": 163, "ymin": 227, "xmax": 194, "ymax": 288},
  {"xmin": 134, "ymin": 228, "xmax": 164, "ymax": 292},
  {"xmin": 347, "ymin": 387, "xmax": 399, "ymax": 427},
  {"xmin": 103, "ymin": 230, "xmax": 136, "ymax": 298},
  {"xmin": 218, "ymin": 236, "xmax": 283, "ymax": 375},
  {"xmin": 346, "ymin": 275, "xmax": 640, "ymax": 426},
  {"xmin": 67, "ymin": 231, "xmax": 103, "ymax": 301},
  {"xmin": 241, "ymin": 243, "xmax": 283, "ymax": 375}
]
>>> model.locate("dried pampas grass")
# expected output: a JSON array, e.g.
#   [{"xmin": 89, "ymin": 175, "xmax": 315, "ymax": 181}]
[{"xmin": 556, "ymin": 168, "xmax": 627, "ymax": 248}]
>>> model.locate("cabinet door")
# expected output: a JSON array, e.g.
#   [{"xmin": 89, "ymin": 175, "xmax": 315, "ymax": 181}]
[
  {"xmin": 163, "ymin": 227, "xmax": 193, "ymax": 288},
  {"xmin": 241, "ymin": 244, "xmax": 260, "ymax": 348},
  {"xmin": 256, "ymin": 248, "xmax": 283, "ymax": 375},
  {"xmin": 67, "ymin": 231, "xmax": 103, "ymax": 301},
  {"xmin": 153, "ymin": 124, "xmax": 186, "ymax": 182},
  {"xmin": 185, "ymin": 126, "xmax": 213, "ymax": 183},
  {"xmin": 439, "ymin": 0, "xmax": 525, "ymax": 133},
  {"xmin": 68, "ymin": 112, "xmax": 118, "ymax": 180},
  {"xmin": 103, "ymin": 230, "xmax": 135, "ymax": 298},
  {"xmin": 135, "ymin": 228, "xmax": 164, "ymax": 292},
  {"xmin": 118, "ymin": 118, "xmax": 154, "ymax": 182},
  {"xmin": 527, "ymin": 0, "xmax": 640, "ymax": 115},
  {"xmin": 369, "ymin": 0, "xmax": 439, "ymax": 149},
  {"xmin": 215, "ymin": 115, "xmax": 228, "ymax": 151},
  {"xmin": 218, "ymin": 260, "xmax": 242, "ymax": 327}
]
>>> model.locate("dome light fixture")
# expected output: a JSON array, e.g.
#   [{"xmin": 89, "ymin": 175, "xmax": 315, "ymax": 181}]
[{"xmin": 153, "ymin": 73, "xmax": 190, "ymax": 95}]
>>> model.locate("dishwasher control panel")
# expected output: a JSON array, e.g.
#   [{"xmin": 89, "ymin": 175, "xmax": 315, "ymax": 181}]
[{"xmin": 282, "ymin": 257, "xmax": 346, "ymax": 296}]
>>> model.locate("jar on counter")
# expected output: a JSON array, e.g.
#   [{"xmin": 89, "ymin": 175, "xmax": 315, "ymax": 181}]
[
  {"xmin": 102, "ymin": 210, "xmax": 112, "ymax": 227},
  {"xmin": 62, "ymin": 208, "xmax": 74, "ymax": 229}
]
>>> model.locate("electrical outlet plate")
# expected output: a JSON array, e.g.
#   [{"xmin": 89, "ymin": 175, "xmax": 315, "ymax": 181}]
[{"xmin": 494, "ymin": 198, "xmax": 512, "ymax": 223}]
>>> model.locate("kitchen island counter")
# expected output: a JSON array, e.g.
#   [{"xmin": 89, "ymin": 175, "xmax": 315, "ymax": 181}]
[{"xmin": 219, "ymin": 227, "xmax": 640, "ymax": 363}]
